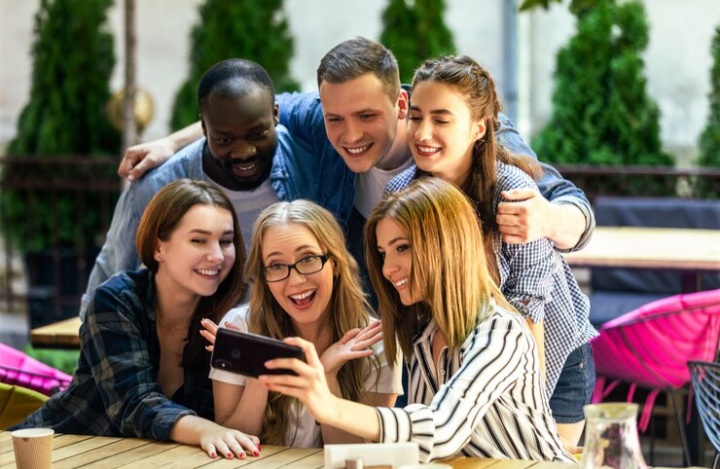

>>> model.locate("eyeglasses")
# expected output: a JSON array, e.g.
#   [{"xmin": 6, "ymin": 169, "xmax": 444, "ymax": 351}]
[{"xmin": 262, "ymin": 254, "xmax": 330, "ymax": 282}]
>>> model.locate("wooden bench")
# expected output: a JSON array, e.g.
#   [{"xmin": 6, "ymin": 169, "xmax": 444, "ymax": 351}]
[{"xmin": 30, "ymin": 316, "xmax": 81, "ymax": 349}]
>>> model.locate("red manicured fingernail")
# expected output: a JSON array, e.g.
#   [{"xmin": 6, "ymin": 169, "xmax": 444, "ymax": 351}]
[
  {"xmin": 227, "ymin": 452, "xmax": 233, "ymax": 459},
  {"xmin": 239, "ymin": 452, "xmax": 247, "ymax": 459},
  {"xmin": 253, "ymin": 450, "xmax": 259, "ymax": 457},
  {"xmin": 211, "ymin": 452, "xmax": 217, "ymax": 458}
]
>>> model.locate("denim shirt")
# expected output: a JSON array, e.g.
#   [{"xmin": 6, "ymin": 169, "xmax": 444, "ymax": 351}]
[{"xmin": 81, "ymin": 124, "xmax": 351, "ymax": 318}]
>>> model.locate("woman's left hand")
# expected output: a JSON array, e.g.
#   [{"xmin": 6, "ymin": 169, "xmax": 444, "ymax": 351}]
[
  {"xmin": 320, "ymin": 320, "xmax": 383, "ymax": 376},
  {"xmin": 200, "ymin": 427, "xmax": 260, "ymax": 460},
  {"xmin": 200, "ymin": 318, "xmax": 240, "ymax": 353},
  {"xmin": 259, "ymin": 337, "xmax": 336, "ymax": 423}
]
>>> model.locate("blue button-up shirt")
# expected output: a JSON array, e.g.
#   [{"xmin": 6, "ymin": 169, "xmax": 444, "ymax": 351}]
[{"xmin": 81, "ymin": 124, "xmax": 352, "ymax": 318}]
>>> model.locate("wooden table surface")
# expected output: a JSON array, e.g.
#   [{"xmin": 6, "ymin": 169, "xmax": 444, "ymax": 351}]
[
  {"xmin": 30, "ymin": 316, "xmax": 81, "ymax": 349},
  {"xmin": 0, "ymin": 431, "xmax": 579, "ymax": 469},
  {"xmin": 563, "ymin": 226, "xmax": 720, "ymax": 271},
  {"xmin": 0, "ymin": 431, "xmax": 700, "ymax": 468}
]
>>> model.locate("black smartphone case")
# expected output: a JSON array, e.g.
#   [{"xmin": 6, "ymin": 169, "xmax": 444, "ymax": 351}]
[{"xmin": 211, "ymin": 328, "xmax": 304, "ymax": 378}]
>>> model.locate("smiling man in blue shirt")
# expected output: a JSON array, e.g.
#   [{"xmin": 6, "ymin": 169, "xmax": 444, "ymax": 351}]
[{"xmin": 80, "ymin": 58, "xmax": 350, "ymax": 318}]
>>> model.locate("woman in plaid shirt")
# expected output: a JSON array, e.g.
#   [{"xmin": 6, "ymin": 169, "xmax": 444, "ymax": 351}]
[{"xmin": 12, "ymin": 179, "xmax": 260, "ymax": 460}]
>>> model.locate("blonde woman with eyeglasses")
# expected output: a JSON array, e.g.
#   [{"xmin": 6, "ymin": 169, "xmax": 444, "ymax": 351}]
[{"xmin": 201, "ymin": 200, "xmax": 401, "ymax": 448}]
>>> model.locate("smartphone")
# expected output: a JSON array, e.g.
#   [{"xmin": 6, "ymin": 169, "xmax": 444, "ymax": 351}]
[{"xmin": 211, "ymin": 328, "xmax": 305, "ymax": 378}]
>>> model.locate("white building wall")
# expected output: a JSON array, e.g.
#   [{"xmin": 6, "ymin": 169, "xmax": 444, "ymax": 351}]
[{"xmin": 1, "ymin": 0, "xmax": 717, "ymax": 164}]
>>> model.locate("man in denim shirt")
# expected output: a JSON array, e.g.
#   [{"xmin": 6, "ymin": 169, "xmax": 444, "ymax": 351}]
[
  {"xmin": 121, "ymin": 39, "xmax": 594, "ymax": 300},
  {"xmin": 80, "ymin": 59, "xmax": 349, "ymax": 318}
]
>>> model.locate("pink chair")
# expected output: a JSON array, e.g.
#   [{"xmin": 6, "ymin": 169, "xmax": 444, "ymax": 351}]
[
  {"xmin": 0, "ymin": 343, "xmax": 72, "ymax": 396},
  {"xmin": 590, "ymin": 288, "xmax": 720, "ymax": 465}
]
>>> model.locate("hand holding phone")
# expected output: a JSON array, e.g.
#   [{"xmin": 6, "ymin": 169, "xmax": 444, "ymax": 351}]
[{"xmin": 211, "ymin": 328, "xmax": 305, "ymax": 378}]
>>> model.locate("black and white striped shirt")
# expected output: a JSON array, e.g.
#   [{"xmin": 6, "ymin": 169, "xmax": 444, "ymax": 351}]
[
  {"xmin": 386, "ymin": 163, "xmax": 598, "ymax": 396},
  {"xmin": 375, "ymin": 307, "xmax": 574, "ymax": 463}
]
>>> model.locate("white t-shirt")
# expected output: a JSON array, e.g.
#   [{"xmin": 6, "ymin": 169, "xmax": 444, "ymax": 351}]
[
  {"xmin": 217, "ymin": 179, "xmax": 280, "ymax": 253},
  {"xmin": 209, "ymin": 304, "xmax": 404, "ymax": 448},
  {"xmin": 353, "ymin": 160, "xmax": 413, "ymax": 218}
]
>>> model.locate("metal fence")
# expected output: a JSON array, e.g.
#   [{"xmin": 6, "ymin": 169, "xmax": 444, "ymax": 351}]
[
  {"xmin": 0, "ymin": 156, "xmax": 120, "ymax": 327},
  {"xmin": 555, "ymin": 165, "xmax": 720, "ymax": 202}
]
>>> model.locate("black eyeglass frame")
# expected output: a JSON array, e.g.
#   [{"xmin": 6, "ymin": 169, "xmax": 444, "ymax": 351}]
[{"xmin": 261, "ymin": 254, "xmax": 330, "ymax": 282}]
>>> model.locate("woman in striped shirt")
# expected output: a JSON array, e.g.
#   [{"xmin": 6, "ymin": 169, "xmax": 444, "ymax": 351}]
[
  {"xmin": 258, "ymin": 178, "xmax": 574, "ymax": 463},
  {"xmin": 384, "ymin": 55, "xmax": 596, "ymax": 446}
]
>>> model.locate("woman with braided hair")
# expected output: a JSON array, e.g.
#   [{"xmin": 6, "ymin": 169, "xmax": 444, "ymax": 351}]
[{"xmin": 384, "ymin": 55, "xmax": 597, "ymax": 446}]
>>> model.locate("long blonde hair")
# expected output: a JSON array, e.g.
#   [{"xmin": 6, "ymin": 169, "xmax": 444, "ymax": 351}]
[
  {"xmin": 365, "ymin": 178, "xmax": 514, "ymax": 361},
  {"xmin": 245, "ymin": 200, "xmax": 379, "ymax": 445}
]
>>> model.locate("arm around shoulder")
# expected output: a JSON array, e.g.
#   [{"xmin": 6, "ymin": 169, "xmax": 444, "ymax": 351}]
[{"xmin": 118, "ymin": 121, "xmax": 204, "ymax": 181}]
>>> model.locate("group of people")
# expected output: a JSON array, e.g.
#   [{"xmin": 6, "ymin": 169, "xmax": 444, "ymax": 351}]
[{"xmin": 12, "ymin": 36, "xmax": 597, "ymax": 464}]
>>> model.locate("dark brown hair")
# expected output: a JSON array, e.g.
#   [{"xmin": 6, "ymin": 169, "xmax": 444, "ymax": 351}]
[{"xmin": 136, "ymin": 178, "xmax": 247, "ymax": 369}]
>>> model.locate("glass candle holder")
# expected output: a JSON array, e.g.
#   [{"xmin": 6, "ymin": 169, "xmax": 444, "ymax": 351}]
[{"xmin": 579, "ymin": 403, "xmax": 648, "ymax": 469}]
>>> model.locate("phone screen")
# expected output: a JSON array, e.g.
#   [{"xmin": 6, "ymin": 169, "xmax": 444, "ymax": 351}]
[{"xmin": 211, "ymin": 328, "xmax": 304, "ymax": 378}]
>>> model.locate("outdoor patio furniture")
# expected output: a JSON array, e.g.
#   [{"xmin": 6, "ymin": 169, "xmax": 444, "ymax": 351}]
[
  {"xmin": 589, "ymin": 196, "xmax": 720, "ymax": 325},
  {"xmin": 590, "ymin": 288, "xmax": 720, "ymax": 465},
  {"xmin": 688, "ymin": 360, "xmax": 720, "ymax": 469},
  {"xmin": 0, "ymin": 382, "xmax": 47, "ymax": 429},
  {"xmin": 0, "ymin": 343, "xmax": 71, "ymax": 396}
]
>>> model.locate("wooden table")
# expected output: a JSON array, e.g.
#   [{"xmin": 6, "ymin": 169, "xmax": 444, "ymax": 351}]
[
  {"xmin": 563, "ymin": 226, "xmax": 720, "ymax": 271},
  {"xmin": 0, "ymin": 431, "xmax": 700, "ymax": 468},
  {"xmin": 30, "ymin": 316, "xmax": 81, "ymax": 349}
]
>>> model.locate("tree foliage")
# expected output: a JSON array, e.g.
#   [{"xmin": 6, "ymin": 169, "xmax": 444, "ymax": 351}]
[
  {"xmin": 532, "ymin": 0, "xmax": 672, "ymax": 170},
  {"xmin": 8, "ymin": 0, "xmax": 118, "ymax": 156},
  {"xmin": 695, "ymin": 25, "xmax": 720, "ymax": 197},
  {"xmin": 698, "ymin": 25, "xmax": 720, "ymax": 169},
  {"xmin": 519, "ymin": 0, "xmax": 597, "ymax": 13},
  {"xmin": 380, "ymin": 0, "xmax": 457, "ymax": 84},
  {"xmin": 170, "ymin": 0, "xmax": 298, "ymax": 130},
  {"xmin": 2, "ymin": 0, "xmax": 120, "ymax": 253}
]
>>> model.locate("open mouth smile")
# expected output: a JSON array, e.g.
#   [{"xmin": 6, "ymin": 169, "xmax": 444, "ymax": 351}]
[
  {"xmin": 415, "ymin": 145, "xmax": 441, "ymax": 157},
  {"xmin": 196, "ymin": 268, "xmax": 221, "ymax": 277},
  {"xmin": 344, "ymin": 143, "xmax": 373, "ymax": 156},
  {"xmin": 289, "ymin": 289, "xmax": 317, "ymax": 306}
]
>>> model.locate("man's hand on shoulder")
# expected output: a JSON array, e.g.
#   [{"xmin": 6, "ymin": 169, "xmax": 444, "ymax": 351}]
[
  {"xmin": 118, "ymin": 138, "xmax": 175, "ymax": 181},
  {"xmin": 496, "ymin": 188, "xmax": 551, "ymax": 244},
  {"xmin": 498, "ymin": 188, "xmax": 586, "ymax": 249}
]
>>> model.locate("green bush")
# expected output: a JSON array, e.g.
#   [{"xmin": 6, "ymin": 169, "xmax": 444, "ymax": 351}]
[
  {"xmin": 380, "ymin": 0, "xmax": 457, "ymax": 84},
  {"xmin": 1, "ymin": 0, "xmax": 120, "ymax": 253},
  {"xmin": 532, "ymin": 0, "xmax": 673, "ymax": 194},
  {"xmin": 24, "ymin": 346, "xmax": 80, "ymax": 376},
  {"xmin": 696, "ymin": 25, "xmax": 720, "ymax": 198},
  {"xmin": 170, "ymin": 0, "xmax": 298, "ymax": 130}
]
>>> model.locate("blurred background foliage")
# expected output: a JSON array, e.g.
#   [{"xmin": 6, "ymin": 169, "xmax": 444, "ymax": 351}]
[
  {"xmin": 169, "ymin": 0, "xmax": 299, "ymax": 130},
  {"xmin": 379, "ymin": 0, "xmax": 456, "ymax": 84},
  {"xmin": 1, "ymin": 0, "xmax": 120, "ymax": 254}
]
